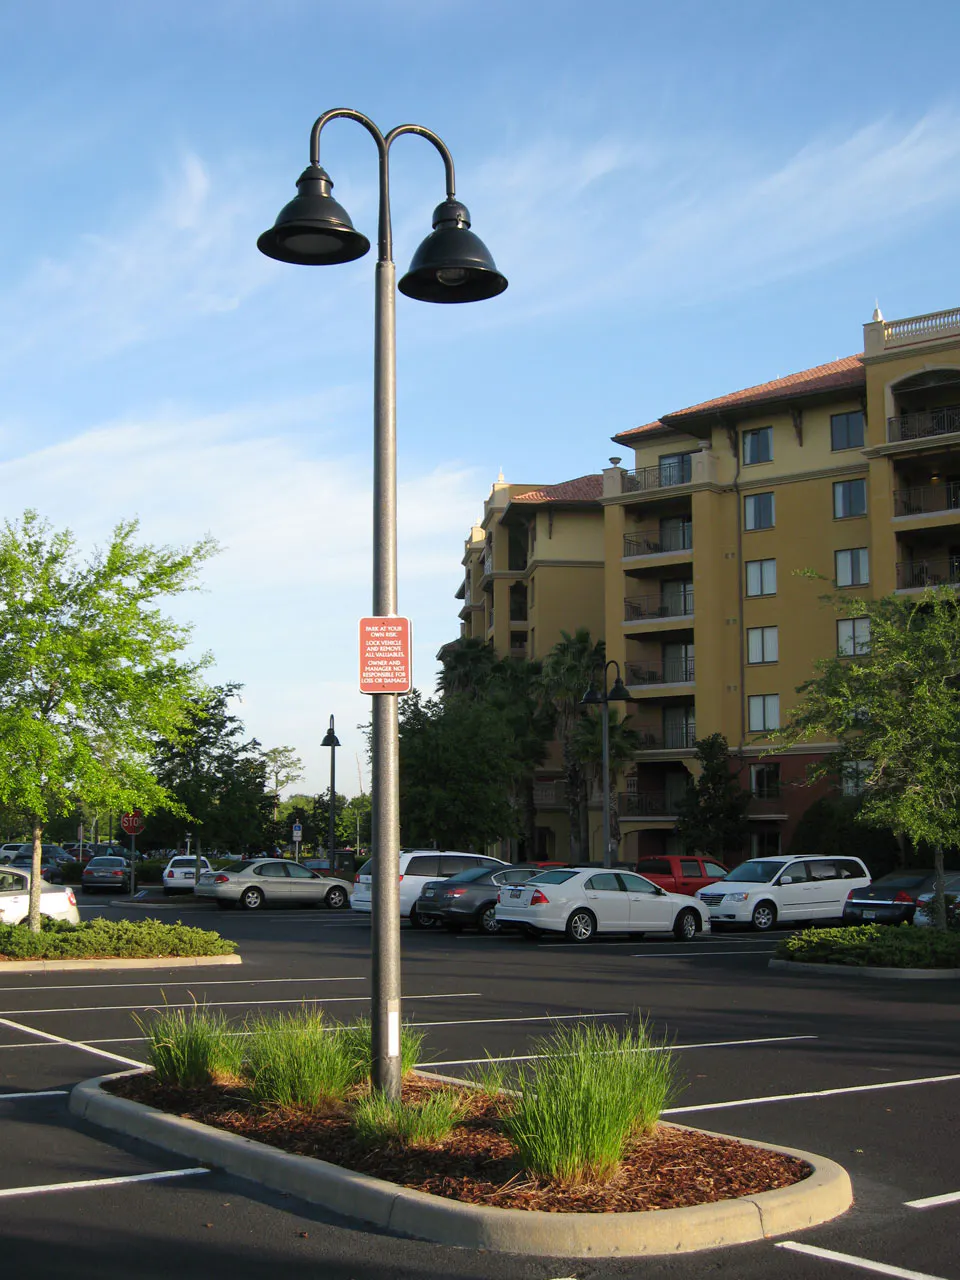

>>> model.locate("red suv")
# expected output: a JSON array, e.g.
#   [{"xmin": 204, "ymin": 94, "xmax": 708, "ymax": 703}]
[{"xmin": 634, "ymin": 855, "xmax": 729, "ymax": 896}]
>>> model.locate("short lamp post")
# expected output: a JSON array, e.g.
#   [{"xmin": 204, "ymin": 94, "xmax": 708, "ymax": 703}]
[
  {"xmin": 581, "ymin": 661, "xmax": 634, "ymax": 868},
  {"xmin": 320, "ymin": 715, "xmax": 340, "ymax": 867},
  {"xmin": 259, "ymin": 109, "xmax": 506, "ymax": 1100}
]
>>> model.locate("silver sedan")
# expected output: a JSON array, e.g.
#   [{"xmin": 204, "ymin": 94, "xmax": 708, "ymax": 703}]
[{"xmin": 195, "ymin": 858, "xmax": 354, "ymax": 911}]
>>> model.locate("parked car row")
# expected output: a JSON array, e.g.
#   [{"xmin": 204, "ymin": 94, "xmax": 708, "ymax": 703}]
[{"xmin": 0, "ymin": 867, "xmax": 80, "ymax": 925}]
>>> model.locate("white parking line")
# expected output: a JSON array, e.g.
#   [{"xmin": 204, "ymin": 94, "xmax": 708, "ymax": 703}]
[
  {"xmin": 0, "ymin": 1167, "xmax": 209, "ymax": 1199},
  {"xmin": 629, "ymin": 948, "xmax": 777, "ymax": 958},
  {"xmin": 0, "ymin": 991, "xmax": 482, "ymax": 1016},
  {"xmin": 0, "ymin": 975, "xmax": 366, "ymax": 994},
  {"xmin": 420, "ymin": 1033, "xmax": 816, "ymax": 1069},
  {"xmin": 0, "ymin": 1089, "xmax": 69, "ymax": 1100},
  {"xmin": 906, "ymin": 1188, "xmax": 960, "ymax": 1209},
  {"xmin": 665, "ymin": 1072, "xmax": 960, "ymax": 1115},
  {"xmin": 0, "ymin": 1015, "xmax": 147, "ymax": 1068},
  {"xmin": 776, "ymin": 1241, "xmax": 950, "ymax": 1279}
]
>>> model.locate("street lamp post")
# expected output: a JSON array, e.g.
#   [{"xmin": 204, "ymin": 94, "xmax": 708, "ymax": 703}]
[
  {"xmin": 321, "ymin": 715, "xmax": 340, "ymax": 868},
  {"xmin": 259, "ymin": 110, "xmax": 506, "ymax": 1099},
  {"xmin": 581, "ymin": 661, "xmax": 634, "ymax": 868}
]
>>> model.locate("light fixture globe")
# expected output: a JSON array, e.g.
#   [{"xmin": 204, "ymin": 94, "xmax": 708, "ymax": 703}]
[
  {"xmin": 399, "ymin": 198, "xmax": 507, "ymax": 303},
  {"xmin": 257, "ymin": 165, "xmax": 370, "ymax": 265}
]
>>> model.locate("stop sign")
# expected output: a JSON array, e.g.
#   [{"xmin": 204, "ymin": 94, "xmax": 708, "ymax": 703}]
[{"xmin": 121, "ymin": 810, "xmax": 144, "ymax": 835}]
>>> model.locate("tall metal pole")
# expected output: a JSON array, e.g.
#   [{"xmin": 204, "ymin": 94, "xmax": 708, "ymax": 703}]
[
  {"xmin": 327, "ymin": 717, "xmax": 338, "ymax": 865},
  {"xmin": 601, "ymin": 690, "xmax": 612, "ymax": 868}
]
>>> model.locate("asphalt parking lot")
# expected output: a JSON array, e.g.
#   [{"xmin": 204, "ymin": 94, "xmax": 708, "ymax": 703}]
[{"xmin": 0, "ymin": 900, "xmax": 957, "ymax": 1280}]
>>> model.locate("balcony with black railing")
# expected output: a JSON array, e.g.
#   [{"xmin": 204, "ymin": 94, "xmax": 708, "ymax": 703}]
[
  {"xmin": 896, "ymin": 556, "xmax": 960, "ymax": 589},
  {"xmin": 624, "ymin": 591, "xmax": 694, "ymax": 622},
  {"xmin": 634, "ymin": 724, "xmax": 697, "ymax": 751},
  {"xmin": 893, "ymin": 482, "xmax": 960, "ymax": 517},
  {"xmin": 625, "ymin": 657, "xmax": 695, "ymax": 686},
  {"xmin": 888, "ymin": 405, "xmax": 960, "ymax": 443},
  {"xmin": 623, "ymin": 526, "xmax": 693, "ymax": 557},
  {"xmin": 618, "ymin": 790, "xmax": 681, "ymax": 818},
  {"xmin": 622, "ymin": 455, "xmax": 693, "ymax": 494}
]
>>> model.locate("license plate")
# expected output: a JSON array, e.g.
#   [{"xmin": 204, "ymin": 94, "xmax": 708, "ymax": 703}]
[
  {"xmin": 510, "ymin": 889, "xmax": 522, "ymax": 899},
  {"xmin": 863, "ymin": 910, "xmax": 876, "ymax": 919}
]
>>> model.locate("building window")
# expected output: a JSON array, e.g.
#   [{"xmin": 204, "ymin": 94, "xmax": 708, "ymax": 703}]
[
  {"xmin": 743, "ymin": 426, "xmax": 773, "ymax": 465},
  {"xmin": 836, "ymin": 547, "xmax": 869, "ymax": 587},
  {"xmin": 750, "ymin": 762, "xmax": 781, "ymax": 798},
  {"xmin": 659, "ymin": 453, "xmax": 693, "ymax": 486},
  {"xmin": 834, "ymin": 478, "xmax": 867, "ymax": 519},
  {"xmin": 841, "ymin": 760, "xmax": 872, "ymax": 796},
  {"xmin": 744, "ymin": 492, "xmax": 775, "ymax": 530},
  {"xmin": 749, "ymin": 830, "xmax": 782, "ymax": 859},
  {"xmin": 745, "ymin": 558, "xmax": 776, "ymax": 597},
  {"xmin": 838, "ymin": 617, "xmax": 871, "ymax": 656},
  {"xmin": 831, "ymin": 411, "xmax": 865, "ymax": 451},
  {"xmin": 748, "ymin": 694, "xmax": 780, "ymax": 732},
  {"xmin": 747, "ymin": 625, "xmax": 779, "ymax": 663}
]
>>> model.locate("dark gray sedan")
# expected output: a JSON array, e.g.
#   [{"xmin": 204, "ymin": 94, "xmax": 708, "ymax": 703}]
[
  {"xmin": 415, "ymin": 865, "xmax": 542, "ymax": 935},
  {"xmin": 843, "ymin": 870, "xmax": 936, "ymax": 925}
]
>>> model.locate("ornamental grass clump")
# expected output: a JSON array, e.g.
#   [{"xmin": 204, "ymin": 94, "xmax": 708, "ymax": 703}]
[
  {"xmin": 352, "ymin": 1089, "xmax": 466, "ymax": 1147},
  {"xmin": 244, "ymin": 1009, "xmax": 359, "ymax": 1109},
  {"xmin": 337, "ymin": 1015, "xmax": 426, "ymax": 1080},
  {"xmin": 135, "ymin": 1003, "xmax": 243, "ymax": 1089},
  {"xmin": 503, "ymin": 1020, "xmax": 677, "ymax": 1185}
]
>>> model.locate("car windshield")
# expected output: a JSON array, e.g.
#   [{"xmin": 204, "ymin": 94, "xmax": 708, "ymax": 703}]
[
  {"xmin": 873, "ymin": 872, "xmax": 934, "ymax": 889},
  {"xmin": 529, "ymin": 869, "xmax": 578, "ymax": 884},
  {"xmin": 356, "ymin": 859, "xmax": 372, "ymax": 877},
  {"xmin": 170, "ymin": 858, "xmax": 204, "ymax": 867},
  {"xmin": 89, "ymin": 858, "xmax": 124, "ymax": 867},
  {"xmin": 444, "ymin": 868, "xmax": 492, "ymax": 885},
  {"xmin": 233, "ymin": 860, "xmax": 265, "ymax": 873},
  {"xmin": 723, "ymin": 860, "xmax": 787, "ymax": 884}
]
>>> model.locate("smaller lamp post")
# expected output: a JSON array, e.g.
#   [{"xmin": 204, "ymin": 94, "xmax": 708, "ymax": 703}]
[
  {"xmin": 581, "ymin": 661, "xmax": 634, "ymax": 868},
  {"xmin": 321, "ymin": 716, "xmax": 340, "ymax": 870}
]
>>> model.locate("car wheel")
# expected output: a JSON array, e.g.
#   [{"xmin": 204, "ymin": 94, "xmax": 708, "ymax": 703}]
[
  {"xmin": 565, "ymin": 909, "xmax": 596, "ymax": 943},
  {"xmin": 241, "ymin": 886, "xmax": 264, "ymax": 911},
  {"xmin": 674, "ymin": 908, "xmax": 700, "ymax": 941},
  {"xmin": 325, "ymin": 886, "xmax": 348, "ymax": 910},
  {"xmin": 751, "ymin": 901, "xmax": 777, "ymax": 932},
  {"xmin": 478, "ymin": 904, "xmax": 500, "ymax": 936}
]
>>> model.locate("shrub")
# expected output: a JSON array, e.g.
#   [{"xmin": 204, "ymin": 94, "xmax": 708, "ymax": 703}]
[
  {"xmin": 0, "ymin": 918, "xmax": 236, "ymax": 960},
  {"xmin": 503, "ymin": 1020, "xmax": 677, "ymax": 1184},
  {"xmin": 467, "ymin": 1053, "xmax": 513, "ymax": 1101},
  {"xmin": 352, "ymin": 1089, "xmax": 466, "ymax": 1147},
  {"xmin": 777, "ymin": 924, "xmax": 960, "ymax": 969},
  {"xmin": 244, "ymin": 1009, "xmax": 359, "ymax": 1109},
  {"xmin": 135, "ymin": 1003, "xmax": 243, "ymax": 1088}
]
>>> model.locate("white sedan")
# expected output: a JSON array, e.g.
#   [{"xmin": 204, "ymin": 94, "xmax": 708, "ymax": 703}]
[
  {"xmin": 161, "ymin": 855, "xmax": 213, "ymax": 894},
  {"xmin": 0, "ymin": 867, "xmax": 80, "ymax": 926},
  {"xmin": 495, "ymin": 867, "xmax": 709, "ymax": 942}
]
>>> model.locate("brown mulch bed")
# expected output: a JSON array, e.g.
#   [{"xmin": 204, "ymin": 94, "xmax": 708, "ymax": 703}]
[{"xmin": 106, "ymin": 1074, "xmax": 810, "ymax": 1213}]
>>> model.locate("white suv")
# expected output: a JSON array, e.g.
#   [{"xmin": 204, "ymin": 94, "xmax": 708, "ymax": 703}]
[
  {"xmin": 695, "ymin": 855, "xmax": 870, "ymax": 931},
  {"xmin": 351, "ymin": 851, "xmax": 509, "ymax": 927}
]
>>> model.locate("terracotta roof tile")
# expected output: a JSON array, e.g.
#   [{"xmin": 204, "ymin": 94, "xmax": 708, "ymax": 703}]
[
  {"xmin": 510, "ymin": 474, "xmax": 603, "ymax": 504},
  {"xmin": 613, "ymin": 355, "xmax": 865, "ymax": 445}
]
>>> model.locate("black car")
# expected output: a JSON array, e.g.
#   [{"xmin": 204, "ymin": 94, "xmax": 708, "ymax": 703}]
[
  {"xmin": 415, "ymin": 865, "xmax": 543, "ymax": 935},
  {"xmin": 8, "ymin": 847, "xmax": 70, "ymax": 882},
  {"xmin": 843, "ymin": 870, "xmax": 936, "ymax": 925}
]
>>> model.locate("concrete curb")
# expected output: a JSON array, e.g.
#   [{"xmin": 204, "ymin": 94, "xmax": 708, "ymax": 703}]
[
  {"xmin": 70, "ymin": 1071, "xmax": 853, "ymax": 1257},
  {"xmin": 0, "ymin": 954, "xmax": 241, "ymax": 973},
  {"xmin": 769, "ymin": 958, "xmax": 960, "ymax": 981}
]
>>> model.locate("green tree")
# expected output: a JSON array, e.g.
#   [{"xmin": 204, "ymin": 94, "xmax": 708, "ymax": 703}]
[
  {"xmin": 777, "ymin": 586, "xmax": 960, "ymax": 929},
  {"xmin": 674, "ymin": 733, "xmax": 751, "ymax": 862},
  {"xmin": 0, "ymin": 511, "xmax": 216, "ymax": 929},
  {"xmin": 151, "ymin": 684, "xmax": 272, "ymax": 856},
  {"xmin": 787, "ymin": 793, "xmax": 900, "ymax": 874},
  {"xmin": 540, "ymin": 629, "xmax": 605, "ymax": 860},
  {"xmin": 437, "ymin": 636, "xmax": 500, "ymax": 699},
  {"xmin": 262, "ymin": 745, "xmax": 304, "ymax": 820},
  {"xmin": 342, "ymin": 791, "xmax": 372, "ymax": 849},
  {"xmin": 398, "ymin": 689, "xmax": 519, "ymax": 850}
]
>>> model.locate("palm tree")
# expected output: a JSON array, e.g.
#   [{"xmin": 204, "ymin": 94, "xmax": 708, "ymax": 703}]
[
  {"xmin": 572, "ymin": 707, "xmax": 641, "ymax": 858},
  {"xmin": 437, "ymin": 637, "xmax": 501, "ymax": 700},
  {"xmin": 540, "ymin": 629, "xmax": 605, "ymax": 860},
  {"xmin": 489, "ymin": 659, "xmax": 555, "ymax": 860}
]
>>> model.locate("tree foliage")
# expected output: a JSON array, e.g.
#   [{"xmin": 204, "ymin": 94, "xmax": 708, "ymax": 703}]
[
  {"xmin": 0, "ymin": 511, "xmax": 217, "ymax": 928},
  {"xmin": 777, "ymin": 586, "xmax": 960, "ymax": 927},
  {"xmin": 540, "ymin": 629, "xmax": 605, "ymax": 860},
  {"xmin": 674, "ymin": 733, "xmax": 751, "ymax": 861}
]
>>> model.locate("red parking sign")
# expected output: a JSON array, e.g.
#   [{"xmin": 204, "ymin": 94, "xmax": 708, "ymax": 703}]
[{"xmin": 359, "ymin": 617, "xmax": 412, "ymax": 694}]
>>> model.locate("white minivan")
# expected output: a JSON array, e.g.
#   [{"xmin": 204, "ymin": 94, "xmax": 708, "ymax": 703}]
[
  {"xmin": 695, "ymin": 855, "xmax": 871, "ymax": 931},
  {"xmin": 351, "ymin": 851, "xmax": 509, "ymax": 927}
]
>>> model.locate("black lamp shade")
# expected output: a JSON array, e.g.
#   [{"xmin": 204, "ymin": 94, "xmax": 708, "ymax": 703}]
[
  {"xmin": 321, "ymin": 729, "xmax": 341, "ymax": 748},
  {"xmin": 608, "ymin": 676, "xmax": 634, "ymax": 703},
  {"xmin": 257, "ymin": 165, "xmax": 370, "ymax": 265},
  {"xmin": 580, "ymin": 685, "xmax": 604, "ymax": 707},
  {"xmin": 399, "ymin": 198, "xmax": 507, "ymax": 303}
]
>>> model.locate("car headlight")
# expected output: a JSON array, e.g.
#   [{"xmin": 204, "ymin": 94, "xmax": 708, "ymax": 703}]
[{"xmin": 726, "ymin": 892, "xmax": 750, "ymax": 902}]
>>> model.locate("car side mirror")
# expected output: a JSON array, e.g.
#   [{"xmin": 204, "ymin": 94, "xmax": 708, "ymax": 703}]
[{"xmin": 780, "ymin": 876, "xmax": 793, "ymax": 884}]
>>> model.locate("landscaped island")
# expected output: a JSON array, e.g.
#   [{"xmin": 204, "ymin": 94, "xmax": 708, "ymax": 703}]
[
  {"xmin": 0, "ymin": 918, "xmax": 237, "ymax": 961},
  {"xmin": 776, "ymin": 924, "xmax": 960, "ymax": 970}
]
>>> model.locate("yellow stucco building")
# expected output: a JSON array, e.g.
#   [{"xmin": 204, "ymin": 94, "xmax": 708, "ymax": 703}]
[{"xmin": 452, "ymin": 303, "xmax": 960, "ymax": 863}]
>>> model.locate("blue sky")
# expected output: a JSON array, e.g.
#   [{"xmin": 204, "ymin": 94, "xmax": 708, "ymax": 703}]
[{"xmin": 1, "ymin": 0, "xmax": 959, "ymax": 798}]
